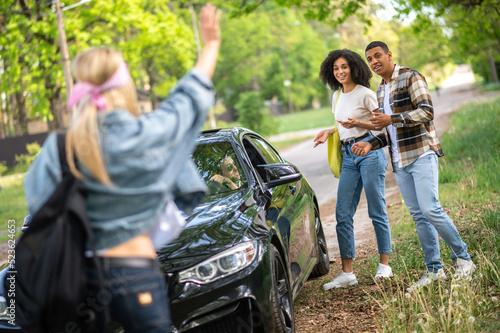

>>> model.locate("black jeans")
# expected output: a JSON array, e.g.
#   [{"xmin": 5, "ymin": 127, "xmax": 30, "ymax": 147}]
[{"xmin": 86, "ymin": 263, "xmax": 171, "ymax": 333}]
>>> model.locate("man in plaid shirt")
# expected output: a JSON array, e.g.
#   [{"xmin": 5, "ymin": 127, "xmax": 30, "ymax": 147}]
[{"xmin": 352, "ymin": 41, "xmax": 475, "ymax": 290}]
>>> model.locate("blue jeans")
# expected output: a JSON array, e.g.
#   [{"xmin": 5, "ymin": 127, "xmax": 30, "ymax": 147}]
[
  {"xmin": 336, "ymin": 137, "xmax": 392, "ymax": 259},
  {"xmin": 394, "ymin": 153, "xmax": 471, "ymax": 272},
  {"xmin": 86, "ymin": 264, "xmax": 171, "ymax": 333}
]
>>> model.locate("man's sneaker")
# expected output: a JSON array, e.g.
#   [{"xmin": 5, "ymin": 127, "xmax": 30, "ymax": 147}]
[
  {"xmin": 454, "ymin": 258, "xmax": 476, "ymax": 280},
  {"xmin": 322, "ymin": 271, "xmax": 358, "ymax": 290},
  {"xmin": 407, "ymin": 269, "xmax": 446, "ymax": 292},
  {"xmin": 374, "ymin": 263, "xmax": 393, "ymax": 280}
]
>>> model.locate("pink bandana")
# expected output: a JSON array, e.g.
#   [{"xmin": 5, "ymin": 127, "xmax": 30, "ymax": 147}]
[{"xmin": 67, "ymin": 62, "xmax": 130, "ymax": 111}]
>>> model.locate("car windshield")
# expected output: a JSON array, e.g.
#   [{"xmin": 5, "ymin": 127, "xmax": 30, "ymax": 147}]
[{"xmin": 192, "ymin": 142, "xmax": 247, "ymax": 195}]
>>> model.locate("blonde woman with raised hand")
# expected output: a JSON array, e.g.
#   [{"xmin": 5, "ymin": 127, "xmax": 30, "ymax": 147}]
[{"xmin": 24, "ymin": 4, "xmax": 221, "ymax": 331}]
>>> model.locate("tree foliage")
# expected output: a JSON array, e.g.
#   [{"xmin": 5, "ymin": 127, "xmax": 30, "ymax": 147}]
[
  {"xmin": 1, "ymin": 0, "xmax": 497, "ymax": 140},
  {"xmin": 0, "ymin": 0, "xmax": 196, "ymax": 137},
  {"xmin": 392, "ymin": 0, "xmax": 500, "ymax": 83}
]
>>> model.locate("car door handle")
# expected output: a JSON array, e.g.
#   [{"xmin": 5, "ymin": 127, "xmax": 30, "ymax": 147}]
[{"xmin": 289, "ymin": 185, "xmax": 296, "ymax": 195}]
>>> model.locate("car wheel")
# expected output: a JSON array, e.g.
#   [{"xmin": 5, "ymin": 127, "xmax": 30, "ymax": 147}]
[
  {"xmin": 309, "ymin": 212, "xmax": 330, "ymax": 278},
  {"xmin": 270, "ymin": 244, "xmax": 295, "ymax": 333}
]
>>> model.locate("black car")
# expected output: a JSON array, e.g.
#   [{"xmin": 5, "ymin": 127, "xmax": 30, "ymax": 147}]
[{"xmin": 0, "ymin": 127, "xmax": 330, "ymax": 333}]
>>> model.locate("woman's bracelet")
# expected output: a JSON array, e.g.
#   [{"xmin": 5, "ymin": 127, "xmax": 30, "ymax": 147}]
[{"xmin": 356, "ymin": 120, "xmax": 360, "ymax": 128}]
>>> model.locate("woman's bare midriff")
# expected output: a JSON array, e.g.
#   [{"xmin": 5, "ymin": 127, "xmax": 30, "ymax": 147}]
[{"xmin": 100, "ymin": 232, "xmax": 156, "ymax": 258}]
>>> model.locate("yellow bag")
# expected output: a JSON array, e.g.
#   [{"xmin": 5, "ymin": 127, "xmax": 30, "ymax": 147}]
[{"xmin": 327, "ymin": 90, "xmax": 342, "ymax": 178}]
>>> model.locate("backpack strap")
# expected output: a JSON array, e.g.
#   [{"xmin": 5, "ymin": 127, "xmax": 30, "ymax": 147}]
[
  {"xmin": 55, "ymin": 132, "xmax": 110, "ymax": 329},
  {"xmin": 56, "ymin": 132, "xmax": 77, "ymax": 183}
]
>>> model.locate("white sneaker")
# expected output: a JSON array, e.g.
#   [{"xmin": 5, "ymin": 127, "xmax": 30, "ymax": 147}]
[
  {"xmin": 407, "ymin": 269, "xmax": 446, "ymax": 292},
  {"xmin": 322, "ymin": 271, "xmax": 358, "ymax": 290},
  {"xmin": 374, "ymin": 263, "xmax": 393, "ymax": 280},
  {"xmin": 454, "ymin": 258, "xmax": 476, "ymax": 280}
]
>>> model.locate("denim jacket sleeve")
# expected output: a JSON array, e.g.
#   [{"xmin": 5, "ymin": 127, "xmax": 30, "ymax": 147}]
[{"xmin": 24, "ymin": 133, "xmax": 62, "ymax": 215}]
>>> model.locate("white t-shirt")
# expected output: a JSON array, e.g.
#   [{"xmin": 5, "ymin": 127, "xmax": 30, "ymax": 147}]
[
  {"xmin": 332, "ymin": 85, "xmax": 378, "ymax": 141},
  {"xmin": 149, "ymin": 201, "xmax": 186, "ymax": 250},
  {"xmin": 384, "ymin": 84, "xmax": 400, "ymax": 163}
]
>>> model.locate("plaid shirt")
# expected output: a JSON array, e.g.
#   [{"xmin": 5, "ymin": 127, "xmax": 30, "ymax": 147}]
[{"xmin": 368, "ymin": 64, "xmax": 444, "ymax": 168}]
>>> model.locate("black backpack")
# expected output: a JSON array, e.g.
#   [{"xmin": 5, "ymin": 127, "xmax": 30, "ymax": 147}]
[{"xmin": 5, "ymin": 133, "xmax": 103, "ymax": 333}]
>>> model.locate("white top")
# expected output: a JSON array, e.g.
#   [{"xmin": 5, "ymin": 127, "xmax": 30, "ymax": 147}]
[
  {"xmin": 149, "ymin": 200, "xmax": 186, "ymax": 250},
  {"xmin": 384, "ymin": 84, "xmax": 400, "ymax": 163},
  {"xmin": 332, "ymin": 84, "xmax": 378, "ymax": 141}
]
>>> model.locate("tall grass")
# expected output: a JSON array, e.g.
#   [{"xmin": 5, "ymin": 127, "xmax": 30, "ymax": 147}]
[
  {"xmin": 439, "ymin": 98, "xmax": 500, "ymax": 191},
  {"xmin": 367, "ymin": 96, "xmax": 500, "ymax": 332}
]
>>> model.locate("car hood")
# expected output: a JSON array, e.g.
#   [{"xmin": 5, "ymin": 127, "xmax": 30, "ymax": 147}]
[{"xmin": 157, "ymin": 189, "xmax": 252, "ymax": 272}]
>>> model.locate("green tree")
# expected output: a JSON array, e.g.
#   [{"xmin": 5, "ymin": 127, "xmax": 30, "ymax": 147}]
[
  {"xmin": 0, "ymin": 0, "xmax": 197, "ymax": 137},
  {"xmin": 392, "ymin": 0, "xmax": 500, "ymax": 83},
  {"xmin": 225, "ymin": 0, "xmax": 371, "ymax": 25},
  {"xmin": 0, "ymin": 1, "xmax": 63, "ymax": 134},
  {"xmin": 236, "ymin": 91, "xmax": 279, "ymax": 135}
]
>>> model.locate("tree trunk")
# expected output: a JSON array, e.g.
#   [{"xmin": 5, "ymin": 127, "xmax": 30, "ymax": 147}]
[
  {"xmin": 0, "ymin": 97, "xmax": 6, "ymax": 139},
  {"xmin": 45, "ymin": 76, "xmax": 63, "ymax": 130},
  {"xmin": 488, "ymin": 55, "xmax": 499, "ymax": 84},
  {"xmin": 15, "ymin": 91, "xmax": 28, "ymax": 135},
  {"xmin": 280, "ymin": 38, "xmax": 294, "ymax": 113},
  {"xmin": 147, "ymin": 67, "xmax": 159, "ymax": 110},
  {"xmin": 11, "ymin": 94, "xmax": 21, "ymax": 136}
]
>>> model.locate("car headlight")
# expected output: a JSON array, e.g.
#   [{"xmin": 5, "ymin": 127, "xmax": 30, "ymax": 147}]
[{"xmin": 179, "ymin": 241, "xmax": 258, "ymax": 284}]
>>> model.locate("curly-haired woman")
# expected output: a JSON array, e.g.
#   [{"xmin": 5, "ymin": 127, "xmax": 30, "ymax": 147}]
[{"xmin": 313, "ymin": 49, "xmax": 393, "ymax": 289}]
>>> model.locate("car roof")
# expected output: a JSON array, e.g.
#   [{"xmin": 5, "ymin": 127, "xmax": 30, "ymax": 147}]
[{"xmin": 198, "ymin": 127, "xmax": 258, "ymax": 142}]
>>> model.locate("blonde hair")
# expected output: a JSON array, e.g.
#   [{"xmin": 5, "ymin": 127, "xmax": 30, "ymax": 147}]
[{"xmin": 66, "ymin": 47, "xmax": 139, "ymax": 185}]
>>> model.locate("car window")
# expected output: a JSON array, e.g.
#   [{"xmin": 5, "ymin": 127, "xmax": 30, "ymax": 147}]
[
  {"xmin": 249, "ymin": 137, "xmax": 284, "ymax": 164},
  {"xmin": 191, "ymin": 142, "xmax": 247, "ymax": 195}
]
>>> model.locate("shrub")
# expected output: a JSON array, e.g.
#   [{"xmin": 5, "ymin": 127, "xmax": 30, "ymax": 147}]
[
  {"xmin": 15, "ymin": 142, "xmax": 41, "ymax": 174},
  {"xmin": 236, "ymin": 91, "xmax": 280, "ymax": 136},
  {"xmin": 0, "ymin": 161, "xmax": 7, "ymax": 176}
]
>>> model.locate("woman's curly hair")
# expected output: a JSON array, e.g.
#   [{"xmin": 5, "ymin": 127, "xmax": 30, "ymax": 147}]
[{"xmin": 319, "ymin": 49, "xmax": 372, "ymax": 91}]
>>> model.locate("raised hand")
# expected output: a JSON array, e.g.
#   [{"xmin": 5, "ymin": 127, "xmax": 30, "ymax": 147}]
[
  {"xmin": 195, "ymin": 4, "xmax": 222, "ymax": 78},
  {"xmin": 199, "ymin": 3, "xmax": 221, "ymax": 47}
]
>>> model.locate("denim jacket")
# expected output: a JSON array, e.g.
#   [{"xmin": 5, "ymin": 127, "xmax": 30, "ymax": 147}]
[{"xmin": 24, "ymin": 68, "xmax": 215, "ymax": 250}]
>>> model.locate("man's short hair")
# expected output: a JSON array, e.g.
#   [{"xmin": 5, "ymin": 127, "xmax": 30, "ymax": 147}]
[{"xmin": 365, "ymin": 41, "xmax": 389, "ymax": 54}]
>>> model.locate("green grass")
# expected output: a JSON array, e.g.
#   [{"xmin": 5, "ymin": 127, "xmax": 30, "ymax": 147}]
[
  {"xmin": 268, "ymin": 135, "xmax": 316, "ymax": 150},
  {"xmin": 365, "ymin": 96, "xmax": 500, "ymax": 332},
  {"xmin": 439, "ymin": 98, "xmax": 500, "ymax": 191},
  {"xmin": 479, "ymin": 82, "xmax": 500, "ymax": 93},
  {"xmin": 276, "ymin": 107, "xmax": 333, "ymax": 133},
  {"xmin": 0, "ymin": 175, "xmax": 27, "ymax": 242}
]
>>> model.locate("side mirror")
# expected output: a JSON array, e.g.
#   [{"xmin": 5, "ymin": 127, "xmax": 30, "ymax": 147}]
[
  {"xmin": 258, "ymin": 163, "xmax": 302, "ymax": 189},
  {"xmin": 22, "ymin": 214, "xmax": 31, "ymax": 232}
]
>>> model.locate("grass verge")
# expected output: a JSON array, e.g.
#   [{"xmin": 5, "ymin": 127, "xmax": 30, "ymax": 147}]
[
  {"xmin": 364, "ymin": 97, "xmax": 499, "ymax": 332},
  {"xmin": 0, "ymin": 175, "xmax": 26, "ymax": 242},
  {"xmin": 277, "ymin": 107, "xmax": 332, "ymax": 133}
]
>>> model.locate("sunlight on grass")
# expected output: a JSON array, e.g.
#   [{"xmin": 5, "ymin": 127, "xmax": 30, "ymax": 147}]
[
  {"xmin": 0, "ymin": 175, "xmax": 26, "ymax": 242},
  {"xmin": 372, "ymin": 253, "xmax": 499, "ymax": 333},
  {"xmin": 277, "ymin": 107, "xmax": 333, "ymax": 133}
]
